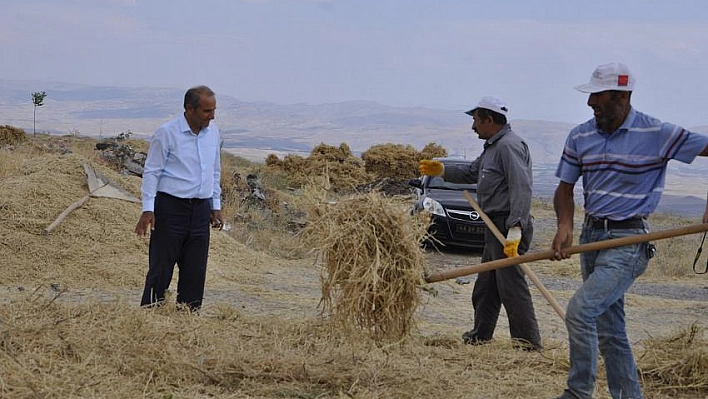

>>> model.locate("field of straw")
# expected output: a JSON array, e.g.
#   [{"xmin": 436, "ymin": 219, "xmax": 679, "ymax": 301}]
[{"xmin": 1, "ymin": 133, "xmax": 707, "ymax": 398}]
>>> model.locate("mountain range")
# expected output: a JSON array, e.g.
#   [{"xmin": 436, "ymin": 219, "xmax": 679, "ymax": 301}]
[{"xmin": 2, "ymin": 79, "xmax": 707, "ymax": 216}]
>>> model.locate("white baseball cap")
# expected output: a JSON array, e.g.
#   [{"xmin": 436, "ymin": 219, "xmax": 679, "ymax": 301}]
[
  {"xmin": 465, "ymin": 96, "xmax": 508, "ymax": 116},
  {"xmin": 575, "ymin": 62, "xmax": 635, "ymax": 93}
]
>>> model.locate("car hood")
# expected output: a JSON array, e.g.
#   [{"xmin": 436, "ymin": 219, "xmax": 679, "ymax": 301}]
[{"xmin": 426, "ymin": 188, "xmax": 477, "ymax": 208}]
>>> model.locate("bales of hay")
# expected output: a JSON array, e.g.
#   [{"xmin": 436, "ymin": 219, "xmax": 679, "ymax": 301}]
[{"xmin": 302, "ymin": 191, "xmax": 430, "ymax": 341}]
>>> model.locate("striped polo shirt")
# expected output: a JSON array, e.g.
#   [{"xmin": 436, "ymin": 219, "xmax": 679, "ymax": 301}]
[{"xmin": 556, "ymin": 107, "xmax": 708, "ymax": 220}]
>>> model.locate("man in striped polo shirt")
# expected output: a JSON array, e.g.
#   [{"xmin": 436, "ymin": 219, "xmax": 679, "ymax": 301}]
[{"xmin": 550, "ymin": 62, "xmax": 708, "ymax": 399}]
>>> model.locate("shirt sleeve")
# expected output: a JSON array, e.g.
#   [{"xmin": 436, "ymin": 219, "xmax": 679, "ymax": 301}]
[
  {"xmin": 502, "ymin": 140, "xmax": 532, "ymax": 229},
  {"xmin": 662, "ymin": 123, "xmax": 708, "ymax": 164},
  {"xmin": 211, "ymin": 128, "xmax": 222, "ymax": 211},
  {"xmin": 555, "ymin": 129, "xmax": 582, "ymax": 185},
  {"xmin": 140, "ymin": 128, "xmax": 169, "ymax": 212},
  {"xmin": 443, "ymin": 157, "xmax": 480, "ymax": 183}
]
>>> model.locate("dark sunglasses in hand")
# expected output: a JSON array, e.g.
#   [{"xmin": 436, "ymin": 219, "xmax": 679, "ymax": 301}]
[{"xmin": 692, "ymin": 231, "xmax": 708, "ymax": 274}]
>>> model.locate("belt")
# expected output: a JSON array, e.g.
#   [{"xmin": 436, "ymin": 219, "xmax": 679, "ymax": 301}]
[
  {"xmin": 586, "ymin": 216, "xmax": 645, "ymax": 230},
  {"xmin": 158, "ymin": 191, "xmax": 207, "ymax": 204}
]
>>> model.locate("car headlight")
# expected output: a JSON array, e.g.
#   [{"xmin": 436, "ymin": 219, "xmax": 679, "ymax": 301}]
[{"xmin": 422, "ymin": 197, "xmax": 446, "ymax": 217}]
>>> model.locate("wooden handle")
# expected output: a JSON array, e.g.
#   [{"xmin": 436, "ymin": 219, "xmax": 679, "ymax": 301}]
[
  {"xmin": 44, "ymin": 195, "xmax": 90, "ymax": 234},
  {"xmin": 462, "ymin": 190, "xmax": 566, "ymax": 320},
  {"xmin": 425, "ymin": 222, "xmax": 708, "ymax": 284}
]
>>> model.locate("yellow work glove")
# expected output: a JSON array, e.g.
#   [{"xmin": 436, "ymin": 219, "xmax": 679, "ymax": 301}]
[
  {"xmin": 503, "ymin": 226, "xmax": 522, "ymax": 258},
  {"xmin": 419, "ymin": 159, "xmax": 444, "ymax": 176}
]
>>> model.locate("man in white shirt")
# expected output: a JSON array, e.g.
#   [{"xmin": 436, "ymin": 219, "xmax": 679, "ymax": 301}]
[{"xmin": 135, "ymin": 85, "xmax": 224, "ymax": 311}]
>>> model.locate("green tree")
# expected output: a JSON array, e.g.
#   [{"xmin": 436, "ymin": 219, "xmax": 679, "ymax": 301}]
[{"xmin": 31, "ymin": 91, "xmax": 47, "ymax": 136}]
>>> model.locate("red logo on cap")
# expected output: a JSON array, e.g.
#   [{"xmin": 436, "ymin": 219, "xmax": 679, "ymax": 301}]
[{"xmin": 617, "ymin": 75, "xmax": 629, "ymax": 86}]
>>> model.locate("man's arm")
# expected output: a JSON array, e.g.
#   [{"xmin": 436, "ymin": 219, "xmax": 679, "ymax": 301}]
[
  {"xmin": 442, "ymin": 157, "xmax": 480, "ymax": 183},
  {"xmin": 503, "ymin": 142, "xmax": 532, "ymax": 230},
  {"xmin": 552, "ymin": 181, "xmax": 576, "ymax": 260},
  {"xmin": 700, "ymin": 143, "xmax": 708, "ymax": 157},
  {"xmin": 140, "ymin": 128, "xmax": 169, "ymax": 213}
]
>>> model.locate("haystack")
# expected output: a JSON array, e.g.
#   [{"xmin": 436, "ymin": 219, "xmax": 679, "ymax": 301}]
[
  {"xmin": 359, "ymin": 142, "xmax": 447, "ymax": 181},
  {"xmin": 0, "ymin": 152, "xmax": 147, "ymax": 287},
  {"xmin": 303, "ymin": 191, "xmax": 430, "ymax": 341},
  {"xmin": 360, "ymin": 143, "xmax": 420, "ymax": 180},
  {"xmin": 266, "ymin": 143, "xmax": 372, "ymax": 192},
  {"xmin": 0, "ymin": 125, "xmax": 27, "ymax": 146},
  {"xmin": 639, "ymin": 323, "xmax": 708, "ymax": 392}
]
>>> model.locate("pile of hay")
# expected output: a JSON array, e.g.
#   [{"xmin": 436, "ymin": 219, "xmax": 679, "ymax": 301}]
[
  {"xmin": 0, "ymin": 291, "xmax": 570, "ymax": 399},
  {"xmin": 639, "ymin": 323, "xmax": 708, "ymax": 394},
  {"xmin": 0, "ymin": 151, "xmax": 147, "ymax": 287},
  {"xmin": 361, "ymin": 142, "xmax": 447, "ymax": 180},
  {"xmin": 0, "ymin": 125, "xmax": 27, "ymax": 146},
  {"xmin": 266, "ymin": 143, "xmax": 372, "ymax": 192},
  {"xmin": 419, "ymin": 142, "xmax": 448, "ymax": 160},
  {"xmin": 267, "ymin": 141, "xmax": 450, "ymax": 192},
  {"xmin": 303, "ymin": 191, "xmax": 430, "ymax": 341}
]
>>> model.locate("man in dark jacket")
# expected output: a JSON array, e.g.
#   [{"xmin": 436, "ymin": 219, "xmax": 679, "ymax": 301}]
[{"xmin": 419, "ymin": 96, "xmax": 541, "ymax": 350}]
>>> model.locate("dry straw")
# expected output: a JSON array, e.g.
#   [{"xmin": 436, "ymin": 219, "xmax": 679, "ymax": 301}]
[
  {"xmin": 639, "ymin": 322, "xmax": 708, "ymax": 393},
  {"xmin": 0, "ymin": 152, "xmax": 147, "ymax": 288},
  {"xmin": 303, "ymin": 191, "xmax": 430, "ymax": 341},
  {"xmin": 0, "ymin": 125, "xmax": 27, "ymax": 146},
  {"xmin": 2, "ymin": 135, "xmax": 708, "ymax": 398}
]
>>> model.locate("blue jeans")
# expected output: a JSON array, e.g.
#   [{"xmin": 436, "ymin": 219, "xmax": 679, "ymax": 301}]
[{"xmin": 563, "ymin": 224, "xmax": 650, "ymax": 399}]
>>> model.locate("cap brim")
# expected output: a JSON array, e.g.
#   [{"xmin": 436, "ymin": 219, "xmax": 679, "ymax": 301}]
[
  {"xmin": 574, "ymin": 83, "xmax": 634, "ymax": 94},
  {"xmin": 574, "ymin": 83, "xmax": 606, "ymax": 94},
  {"xmin": 464, "ymin": 107, "xmax": 478, "ymax": 116}
]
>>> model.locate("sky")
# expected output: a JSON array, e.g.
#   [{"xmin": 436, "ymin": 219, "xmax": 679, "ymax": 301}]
[{"xmin": 3, "ymin": 0, "xmax": 708, "ymax": 126}]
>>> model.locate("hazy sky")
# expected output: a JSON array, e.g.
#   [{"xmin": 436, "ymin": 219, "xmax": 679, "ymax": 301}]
[{"xmin": 3, "ymin": 0, "xmax": 708, "ymax": 126}]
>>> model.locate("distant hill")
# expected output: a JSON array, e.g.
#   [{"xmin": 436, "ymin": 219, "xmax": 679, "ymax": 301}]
[
  {"xmin": 1, "ymin": 79, "xmax": 706, "ymax": 216},
  {"xmin": 0, "ymin": 79, "xmax": 572, "ymax": 164}
]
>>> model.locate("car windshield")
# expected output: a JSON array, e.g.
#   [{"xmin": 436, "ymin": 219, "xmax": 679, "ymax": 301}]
[{"xmin": 426, "ymin": 176, "xmax": 477, "ymax": 191}]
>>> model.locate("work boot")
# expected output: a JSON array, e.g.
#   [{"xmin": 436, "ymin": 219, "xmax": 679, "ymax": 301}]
[
  {"xmin": 462, "ymin": 330, "xmax": 491, "ymax": 345},
  {"xmin": 549, "ymin": 391, "xmax": 580, "ymax": 399},
  {"xmin": 512, "ymin": 338, "xmax": 543, "ymax": 352}
]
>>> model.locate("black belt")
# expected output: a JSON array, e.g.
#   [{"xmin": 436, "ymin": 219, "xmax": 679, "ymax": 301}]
[
  {"xmin": 586, "ymin": 216, "xmax": 645, "ymax": 230},
  {"xmin": 158, "ymin": 191, "xmax": 207, "ymax": 204}
]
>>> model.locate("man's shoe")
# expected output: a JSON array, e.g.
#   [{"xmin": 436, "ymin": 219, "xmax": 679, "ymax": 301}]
[
  {"xmin": 512, "ymin": 339, "xmax": 543, "ymax": 352},
  {"xmin": 549, "ymin": 391, "xmax": 579, "ymax": 399},
  {"xmin": 462, "ymin": 330, "xmax": 491, "ymax": 345}
]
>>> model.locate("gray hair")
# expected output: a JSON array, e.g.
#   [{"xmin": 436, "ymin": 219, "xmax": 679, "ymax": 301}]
[{"xmin": 184, "ymin": 85, "xmax": 215, "ymax": 109}]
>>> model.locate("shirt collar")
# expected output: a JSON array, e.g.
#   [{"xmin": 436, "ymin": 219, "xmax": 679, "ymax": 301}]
[
  {"xmin": 178, "ymin": 114, "xmax": 195, "ymax": 135},
  {"xmin": 596, "ymin": 107, "xmax": 636, "ymax": 135},
  {"xmin": 484, "ymin": 123, "xmax": 511, "ymax": 147},
  {"xmin": 617, "ymin": 107, "xmax": 637, "ymax": 132}
]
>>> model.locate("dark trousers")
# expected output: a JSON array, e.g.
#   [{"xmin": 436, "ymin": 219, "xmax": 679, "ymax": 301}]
[
  {"xmin": 140, "ymin": 192, "xmax": 211, "ymax": 310},
  {"xmin": 468, "ymin": 214, "xmax": 541, "ymax": 346}
]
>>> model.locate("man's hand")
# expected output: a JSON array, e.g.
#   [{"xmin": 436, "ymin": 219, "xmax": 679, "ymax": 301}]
[
  {"xmin": 419, "ymin": 159, "xmax": 444, "ymax": 176},
  {"xmin": 503, "ymin": 226, "xmax": 522, "ymax": 258},
  {"xmin": 551, "ymin": 224, "xmax": 574, "ymax": 260},
  {"xmin": 211, "ymin": 210, "xmax": 224, "ymax": 230},
  {"xmin": 135, "ymin": 211, "xmax": 155, "ymax": 237}
]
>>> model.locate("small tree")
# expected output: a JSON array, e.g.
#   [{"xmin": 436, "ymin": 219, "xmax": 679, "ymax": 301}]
[{"xmin": 31, "ymin": 91, "xmax": 47, "ymax": 136}]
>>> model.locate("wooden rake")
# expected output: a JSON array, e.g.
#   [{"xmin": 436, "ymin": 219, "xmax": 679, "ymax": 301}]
[
  {"xmin": 460, "ymin": 191, "xmax": 566, "ymax": 320},
  {"xmin": 425, "ymin": 215, "xmax": 708, "ymax": 288},
  {"xmin": 44, "ymin": 163, "xmax": 140, "ymax": 234}
]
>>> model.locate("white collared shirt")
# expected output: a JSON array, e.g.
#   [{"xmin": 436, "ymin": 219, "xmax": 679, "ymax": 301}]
[{"xmin": 140, "ymin": 114, "xmax": 222, "ymax": 212}]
